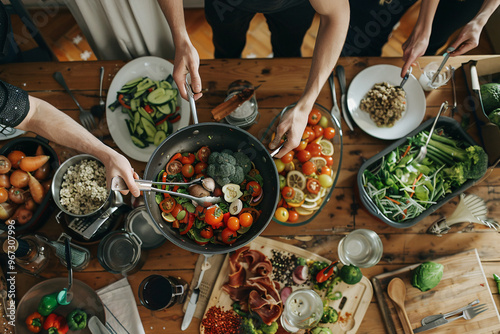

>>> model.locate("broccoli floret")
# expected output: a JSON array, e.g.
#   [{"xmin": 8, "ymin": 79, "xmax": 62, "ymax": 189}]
[
  {"xmin": 207, "ymin": 164, "xmax": 218, "ymax": 178},
  {"xmin": 219, "ymin": 163, "xmax": 236, "ymax": 177},
  {"xmin": 221, "ymin": 148, "xmax": 233, "ymax": 155},
  {"xmin": 233, "ymin": 151, "xmax": 252, "ymax": 174},
  {"xmin": 489, "ymin": 108, "xmax": 500, "ymax": 127},
  {"xmin": 214, "ymin": 152, "xmax": 236, "ymax": 165},
  {"xmin": 320, "ymin": 302, "xmax": 339, "ymax": 323},
  {"xmin": 229, "ymin": 166, "xmax": 245, "ymax": 184},
  {"xmin": 260, "ymin": 321, "xmax": 278, "ymax": 334},
  {"xmin": 443, "ymin": 163, "xmax": 467, "ymax": 186},
  {"xmin": 208, "ymin": 152, "xmax": 220, "ymax": 165},
  {"xmin": 215, "ymin": 176, "xmax": 231, "ymax": 187},
  {"xmin": 311, "ymin": 327, "xmax": 333, "ymax": 334},
  {"xmin": 240, "ymin": 317, "xmax": 259, "ymax": 334},
  {"xmin": 465, "ymin": 145, "xmax": 488, "ymax": 179}
]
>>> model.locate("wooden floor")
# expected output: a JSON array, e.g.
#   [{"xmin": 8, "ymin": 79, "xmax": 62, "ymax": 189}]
[{"xmin": 10, "ymin": 4, "xmax": 495, "ymax": 62}]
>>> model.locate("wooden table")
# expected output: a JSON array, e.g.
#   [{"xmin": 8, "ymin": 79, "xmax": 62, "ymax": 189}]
[{"xmin": 1, "ymin": 55, "xmax": 500, "ymax": 334}]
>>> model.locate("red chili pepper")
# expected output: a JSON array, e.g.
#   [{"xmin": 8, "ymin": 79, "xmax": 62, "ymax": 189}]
[
  {"xmin": 181, "ymin": 153, "xmax": 195, "ymax": 165},
  {"xmin": 155, "ymin": 117, "xmax": 168, "ymax": 126},
  {"xmin": 171, "ymin": 153, "xmax": 182, "ymax": 161},
  {"xmin": 316, "ymin": 261, "xmax": 338, "ymax": 283},
  {"xmin": 148, "ymin": 87, "xmax": 155, "ymax": 92},
  {"xmin": 168, "ymin": 114, "xmax": 181, "ymax": 123},
  {"xmin": 117, "ymin": 94, "xmax": 131, "ymax": 109},
  {"xmin": 180, "ymin": 212, "xmax": 195, "ymax": 235},
  {"xmin": 144, "ymin": 105, "xmax": 154, "ymax": 113}
]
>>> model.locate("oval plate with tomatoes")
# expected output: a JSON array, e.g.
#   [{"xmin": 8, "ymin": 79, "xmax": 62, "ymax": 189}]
[{"xmin": 261, "ymin": 103, "xmax": 343, "ymax": 226}]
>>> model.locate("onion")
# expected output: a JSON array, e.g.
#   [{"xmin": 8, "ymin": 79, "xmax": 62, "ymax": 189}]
[
  {"xmin": 280, "ymin": 287, "xmax": 293, "ymax": 303},
  {"xmin": 253, "ymin": 191, "xmax": 263, "ymax": 202},
  {"xmin": 292, "ymin": 265, "xmax": 309, "ymax": 285}
]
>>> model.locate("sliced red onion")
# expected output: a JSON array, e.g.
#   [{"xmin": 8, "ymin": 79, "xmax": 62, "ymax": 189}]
[
  {"xmin": 280, "ymin": 286, "xmax": 293, "ymax": 303},
  {"xmin": 294, "ymin": 265, "xmax": 309, "ymax": 281},
  {"xmin": 253, "ymin": 191, "xmax": 263, "ymax": 202}
]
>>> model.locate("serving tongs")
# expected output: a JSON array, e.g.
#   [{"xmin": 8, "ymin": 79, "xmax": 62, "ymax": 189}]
[{"xmin": 111, "ymin": 176, "xmax": 221, "ymax": 207}]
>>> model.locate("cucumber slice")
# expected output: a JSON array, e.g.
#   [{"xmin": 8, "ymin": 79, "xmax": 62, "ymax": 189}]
[
  {"xmin": 153, "ymin": 130, "xmax": 167, "ymax": 146},
  {"xmin": 156, "ymin": 102, "xmax": 173, "ymax": 115},
  {"xmin": 131, "ymin": 135, "xmax": 148, "ymax": 148},
  {"xmin": 141, "ymin": 117, "xmax": 157, "ymax": 138},
  {"xmin": 136, "ymin": 78, "xmax": 155, "ymax": 91},
  {"xmin": 147, "ymin": 88, "xmax": 177, "ymax": 105},
  {"xmin": 138, "ymin": 107, "xmax": 154, "ymax": 124},
  {"xmin": 160, "ymin": 81, "xmax": 173, "ymax": 90},
  {"xmin": 123, "ymin": 77, "xmax": 143, "ymax": 89}
]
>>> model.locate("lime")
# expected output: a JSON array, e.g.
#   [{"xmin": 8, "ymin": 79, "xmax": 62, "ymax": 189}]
[
  {"xmin": 287, "ymin": 170, "xmax": 306, "ymax": 190},
  {"xmin": 319, "ymin": 139, "xmax": 334, "ymax": 156},
  {"xmin": 309, "ymin": 157, "xmax": 327, "ymax": 169}
]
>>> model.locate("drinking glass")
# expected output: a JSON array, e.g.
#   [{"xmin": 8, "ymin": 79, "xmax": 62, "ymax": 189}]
[
  {"xmin": 338, "ymin": 229, "xmax": 383, "ymax": 268},
  {"xmin": 418, "ymin": 61, "xmax": 452, "ymax": 91},
  {"xmin": 138, "ymin": 275, "xmax": 187, "ymax": 310},
  {"xmin": 280, "ymin": 289, "xmax": 324, "ymax": 333}
]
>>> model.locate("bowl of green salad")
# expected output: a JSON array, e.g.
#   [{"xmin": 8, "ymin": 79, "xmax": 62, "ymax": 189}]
[{"xmin": 357, "ymin": 116, "xmax": 488, "ymax": 228}]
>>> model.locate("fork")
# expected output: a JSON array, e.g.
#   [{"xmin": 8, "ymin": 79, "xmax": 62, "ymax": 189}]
[
  {"xmin": 53, "ymin": 71, "xmax": 96, "ymax": 131},
  {"xmin": 415, "ymin": 101, "xmax": 449, "ymax": 163},
  {"xmin": 397, "ymin": 67, "xmax": 412, "ymax": 90},
  {"xmin": 446, "ymin": 303, "xmax": 488, "ymax": 323}
]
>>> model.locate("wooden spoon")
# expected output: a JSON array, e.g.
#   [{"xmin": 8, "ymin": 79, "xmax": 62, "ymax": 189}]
[{"xmin": 387, "ymin": 278, "xmax": 414, "ymax": 334}]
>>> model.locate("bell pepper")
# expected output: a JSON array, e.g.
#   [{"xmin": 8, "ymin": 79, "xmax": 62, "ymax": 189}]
[
  {"xmin": 67, "ymin": 309, "xmax": 88, "ymax": 330},
  {"xmin": 43, "ymin": 313, "xmax": 69, "ymax": 334},
  {"xmin": 37, "ymin": 292, "xmax": 59, "ymax": 316},
  {"xmin": 25, "ymin": 311, "xmax": 44, "ymax": 333}
]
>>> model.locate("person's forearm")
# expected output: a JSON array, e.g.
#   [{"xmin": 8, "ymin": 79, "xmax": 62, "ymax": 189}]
[
  {"xmin": 158, "ymin": 0, "xmax": 190, "ymax": 47},
  {"xmin": 412, "ymin": 0, "xmax": 439, "ymax": 40},
  {"xmin": 297, "ymin": 0, "xmax": 349, "ymax": 111},
  {"xmin": 470, "ymin": 0, "xmax": 500, "ymax": 27}
]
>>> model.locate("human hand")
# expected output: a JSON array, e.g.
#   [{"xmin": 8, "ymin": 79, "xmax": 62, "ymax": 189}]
[
  {"xmin": 269, "ymin": 104, "xmax": 310, "ymax": 158},
  {"xmin": 101, "ymin": 151, "xmax": 140, "ymax": 197},
  {"xmin": 172, "ymin": 40, "xmax": 203, "ymax": 101},
  {"xmin": 449, "ymin": 21, "xmax": 482, "ymax": 56},
  {"xmin": 401, "ymin": 33, "xmax": 429, "ymax": 77}
]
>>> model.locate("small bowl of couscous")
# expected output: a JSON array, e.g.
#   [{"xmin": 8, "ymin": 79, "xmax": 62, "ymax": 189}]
[{"xmin": 51, "ymin": 154, "xmax": 110, "ymax": 217}]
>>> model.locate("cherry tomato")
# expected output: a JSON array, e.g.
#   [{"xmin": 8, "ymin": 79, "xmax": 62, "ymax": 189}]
[
  {"xmin": 295, "ymin": 140, "xmax": 308, "ymax": 151},
  {"xmin": 194, "ymin": 162, "xmax": 208, "ymax": 174},
  {"xmin": 312, "ymin": 125, "xmax": 324, "ymax": 139},
  {"xmin": 246, "ymin": 181, "xmax": 262, "ymax": 197},
  {"xmin": 296, "ymin": 150, "xmax": 311, "ymax": 163},
  {"xmin": 171, "ymin": 203, "xmax": 183, "ymax": 218},
  {"xmin": 7, "ymin": 151, "xmax": 25, "ymax": 170},
  {"xmin": 274, "ymin": 207, "xmax": 289, "ymax": 223},
  {"xmin": 205, "ymin": 206, "xmax": 224, "ymax": 227},
  {"xmin": 180, "ymin": 153, "xmax": 195, "ymax": 165},
  {"xmin": 320, "ymin": 166, "xmax": 332, "ymax": 175},
  {"xmin": 200, "ymin": 225, "xmax": 214, "ymax": 239},
  {"xmin": 0, "ymin": 187, "xmax": 8, "ymax": 203},
  {"xmin": 318, "ymin": 174, "xmax": 334, "ymax": 187},
  {"xmin": 9, "ymin": 187, "xmax": 26, "ymax": 204},
  {"xmin": 305, "ymin": 142, "xmax": 322, "ymax": 157},
  {"xmin": 0, "ymin": 156, "xmax": 11, "ymax": 174},
  {"xmin": 239, "ymin": 212, "xmax": 253, "ymax": 227},
  {"xmin": 281, "ymin": 186, "xmax": 295, "ymax": 200},
  {"xmin": 166, "ymin": 159, "xmax": 182, "ymax": 174},
  {"xmin": 304, "ymin": 126, "xmax": 315, "ymax": 142},
  {"xmin": 287, "ymin": 210, "xmax": 299, "ymax": 223},
  {"xmin": 159, "ymin": 197, "xmax": 176, "ymax": 213},
  {"xmin": 0, "ymin": 175, "xmax": 10, "ymax": 188},
  {"xmin": 221, "ymin": 227, "xmax": 238, "ymax": 244},
  {"xmin": 181, "ymin": 164, "xmax": 195, "ymax": 178},
  {"xmin": 280, "ymin": 152, "xmax": 294, "ymax": 164},
  {"xmin": 197, "ymin": 146, "xmax": 211, "ymax": 163},
  {"xmin": 274, "ymin": 159, "xmax": 285, "ymax": 173},
  {"xmin": 306, "ymin": 178, "xmax": 321, "ymax": 194},
  {"xmin": 308, "ymin": 108, "xmax": 322, "ymax": 125},
  {"xmin": 318, "ymin": 116, "xmax": 329, "ymax": 128},
  {"xmin": 324, "ymin": 127, "xmax": 336, "ymax": 140},
  {"xmin": 323, "ymin": 155, "xmax": 334, "ymax": 166},
  {"xmin": 302, "ymin": 161, "xmax": 317, "ymax": 175},
  {"xmin": 227, "ymin": 217, "xmax": 240, "ymax": 231}
]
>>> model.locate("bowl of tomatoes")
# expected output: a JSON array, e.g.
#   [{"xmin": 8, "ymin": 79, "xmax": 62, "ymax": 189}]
[{"xmin": 262, "ymin": 103, "xmax": 343, "ymax": 226}]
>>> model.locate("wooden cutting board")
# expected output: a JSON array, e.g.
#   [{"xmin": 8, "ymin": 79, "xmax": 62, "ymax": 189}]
[
  {"xmin": 372, "ymin": 249, "xmax": 500, "ymax": 334},
  {"xmin": 201, "ymin": 236, "xmax": 373, "ymax": 333}
]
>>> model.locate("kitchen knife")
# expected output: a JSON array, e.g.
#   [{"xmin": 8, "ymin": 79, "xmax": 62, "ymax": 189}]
[
  {"xmin": 336, "ymin": 65, "xmax": 354, "ymax": 131},
  {"xmin": 181, "ymin": 288, "xmax": 200, "ymax": 331},
  {"xmin": 413, "ymin": 316, "xmax": 448, "ymax": 333},
  {"xmin": 328, "ymin": 71, "xmax": 341, "ymax": 122}
]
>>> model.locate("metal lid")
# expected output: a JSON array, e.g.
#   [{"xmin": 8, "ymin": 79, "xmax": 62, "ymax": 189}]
[
  {"xmin": 97, "ymin": 230, "xmax": 142, "ymax": 274},
  {"xmin": 124, "ymin": 206, "xmax": 166, "ymax": 250}
]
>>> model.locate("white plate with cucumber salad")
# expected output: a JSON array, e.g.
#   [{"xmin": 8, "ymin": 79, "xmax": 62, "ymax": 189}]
[{"xmin": 106, "ymin": 56, "xmax": 190, "ymax": 162}]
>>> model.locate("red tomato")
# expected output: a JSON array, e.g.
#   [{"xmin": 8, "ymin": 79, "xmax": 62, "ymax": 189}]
[
  {"xmin": 280, "ymin": 152, "xmax": 294, "ymax": 164},
  {"xmin": 239, "ymin": 212, "xmax": 253, "ymax": 227},
  {"xmin": 246, "ymin": 181, "xmax": 262, "ymax": 197},
  {"xmin": 281, "ymin": 186, "xmax": 295, "ymax": 200},
  {"xmin": 306, "ymin": 142, "xmax": 322, "ymax": 157},
  {"xmin": 205, "ymin": 206, "xmax": 224, "ymax": 227},
  {"xmin": 200, "ymin": 225, "xmax": 214, "ymax": 239},
  {"xmin": 287, "ymin": 210, "xmax": 299, "ymax": 223},
  {"xmin": 304, "ymin": 127, "xmax": 315, "ymax": 142},
  {"xmin": 159, "ymin": 197, "xmax": 176, "ymax": 213},
  {"xmin": 295, "ymin": 140, "xmax": 308, "ymax": 151},
  {"xmin": 296, "ymin": 150, "xmax": 311, "ymax": 163},
  {"xmin": 181, "ymin": 164, "xmax": 195, "ymax": 178},
  {"xmin": 180, "ymin": 153, "xmax": 195, "ymax": 165},
  {"xmin": 274, "ymin": 207, "xmax": 289, "ymax": 223},
  {"xmin": 320, "ymin": 166, "xmax": 332, "ymax": 175},
  {"xmin": 171, "ymin": 203, "xmax": 183, "ymax": 218},
  {"xmin": 194, "ymin": 162, "xmax": 208, "ymax": 174},
  {"xmin": 323, "ymin": 127, "xmax": 336, "ymax": 140},
  {"xmin": 312, "ymin": 125, "xmax": 324, "ymax": 139},
  {"xmin": 221, "ymin": 228, "xmax": 238, "ymax": 244},
  {"xmin": 167, "ymin": 160, "xmax": 182, "ymax": 174},
  {"xmin": 197, "ymin": 146, "xmax": 211, "ymax": 163},
  {"xmin": 308, "ymin": 108, "xmax": 322, "ymax": 125},
  {"xmin": 227, "ymin": 217, "xmax": 240, "ymax": 231},
  {"xmin": 302, "ymin": 161, "xmax": 317, "ymax": 175},
  {"xmin": 323, "ymin": 155, "xmax": 334, "ymax": 167},
  {"xmin": 306, "ymin": 178, "xmax": 321, "ymax": 194}
]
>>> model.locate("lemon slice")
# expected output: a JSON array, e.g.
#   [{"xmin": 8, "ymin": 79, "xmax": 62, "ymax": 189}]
[
  {"xmin": 319, "ymin": 139, "xmax": 334, "ymax": 156},
  {"xmin": 295, "ymin": 207, "xmax": 314, "ymax": 216},
  {"xmin": 309, "ymin": 157, "xmax": 327, "ymax": 169},
  {"xmin": 287, "ymin": 170, "xmax": 306, "ymax": 190},
  {"xmin": 286, "ymin": 187, "xmax": 305, "ymax": 207},
  {"xmin": 305, "ymin": 191, "xmax": 321, "ymax": 203},
  {"xmin": 319, "ymin": 187, "xmax": 328, "ymax": 198},
  {"xmin": 284, "ymin": 161, "xmax": 295, "ymax": 172},
  {"xmin": 300, "ymin": 201, "xmax": 320, "ymax": 210}
]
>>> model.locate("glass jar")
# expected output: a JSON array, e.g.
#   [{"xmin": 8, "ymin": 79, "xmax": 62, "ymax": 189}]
[
  {"xmin": 2, "ymin": 235, "xmax": 50, "ymax": 276},
  {"xmin": 97, "ymin": 230, "xmax": 147, "ymax": 276},
  {"xmin": 138, "ymin": 275, "xmax": 188, "ymax": 310},
  {"xmin": 224, "ymin": 80, "xmax": 260, "ymax": 129}
]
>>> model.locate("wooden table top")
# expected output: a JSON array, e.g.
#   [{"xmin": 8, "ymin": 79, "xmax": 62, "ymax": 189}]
[{"xmin": 1, "ymin": 55, "xmax": 499, "ymax": 334}]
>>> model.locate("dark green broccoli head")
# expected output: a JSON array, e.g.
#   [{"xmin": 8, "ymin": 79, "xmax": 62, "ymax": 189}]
[
  {"xmin": 229, "ymin": 166, "xmax": 245, "ymax": 184},
  {"xmin": 232, "ymin": 151, "xmax": 252, "ymax": 174},
  {"xmin": 217, "ymin": 152, "xmax": 236, "ymax": 165},
  {"xmin": 208, "ymin": 152, "xmax": 220, "ymax": 165},
  {"xmin": 465, "ymin": 145, "xmax": 488, "ymax": 179},
  {"xmin": 480, "ymin": 83, "xmax": 500, "ymax": 114},
  {"xmin": 488, "ymin": 108, "xmax": 500, "ymax": 127}
]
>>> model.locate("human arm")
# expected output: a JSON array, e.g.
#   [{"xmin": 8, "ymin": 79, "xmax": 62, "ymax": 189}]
[
  {"xmin": 449, "ymin": 0, "xmax": 500, "ymax": 56},
  {"xmin": 16, "ymin": 96, "xmax": 140, "ymax": 197},
  {"xmin": 269, "ymin": 0, "xmax": 349, "ymax": 158},
  {"xmin": 401, "ymin": 0, "xmax": 440, "ymax": 77},
  {"xmin": 157, "ymin": 0, "xmax": 202, "ymax": 100}
]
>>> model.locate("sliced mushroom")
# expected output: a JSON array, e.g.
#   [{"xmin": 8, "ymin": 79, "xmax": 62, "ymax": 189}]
[
  {"xmin": 229, "ymin": 199, "xmax": 243, "ymax": 215},
  {"xmin": 188, "ymin": 184, "xmax": 210, "ymax": 198},
  {"xmin": 202, "ymin": 177, "xmax": 215, "ymax": 192}
]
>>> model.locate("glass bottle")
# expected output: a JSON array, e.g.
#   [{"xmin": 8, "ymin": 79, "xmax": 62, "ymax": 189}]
[{"xmin": 2, "ymin": 235, "xmax": 50, "ymax": 276}]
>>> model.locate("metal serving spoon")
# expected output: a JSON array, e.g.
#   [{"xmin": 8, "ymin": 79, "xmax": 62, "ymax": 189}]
[{"xmin": 111, "ymin": 176, "xmax": 221, "ymax": 207}]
